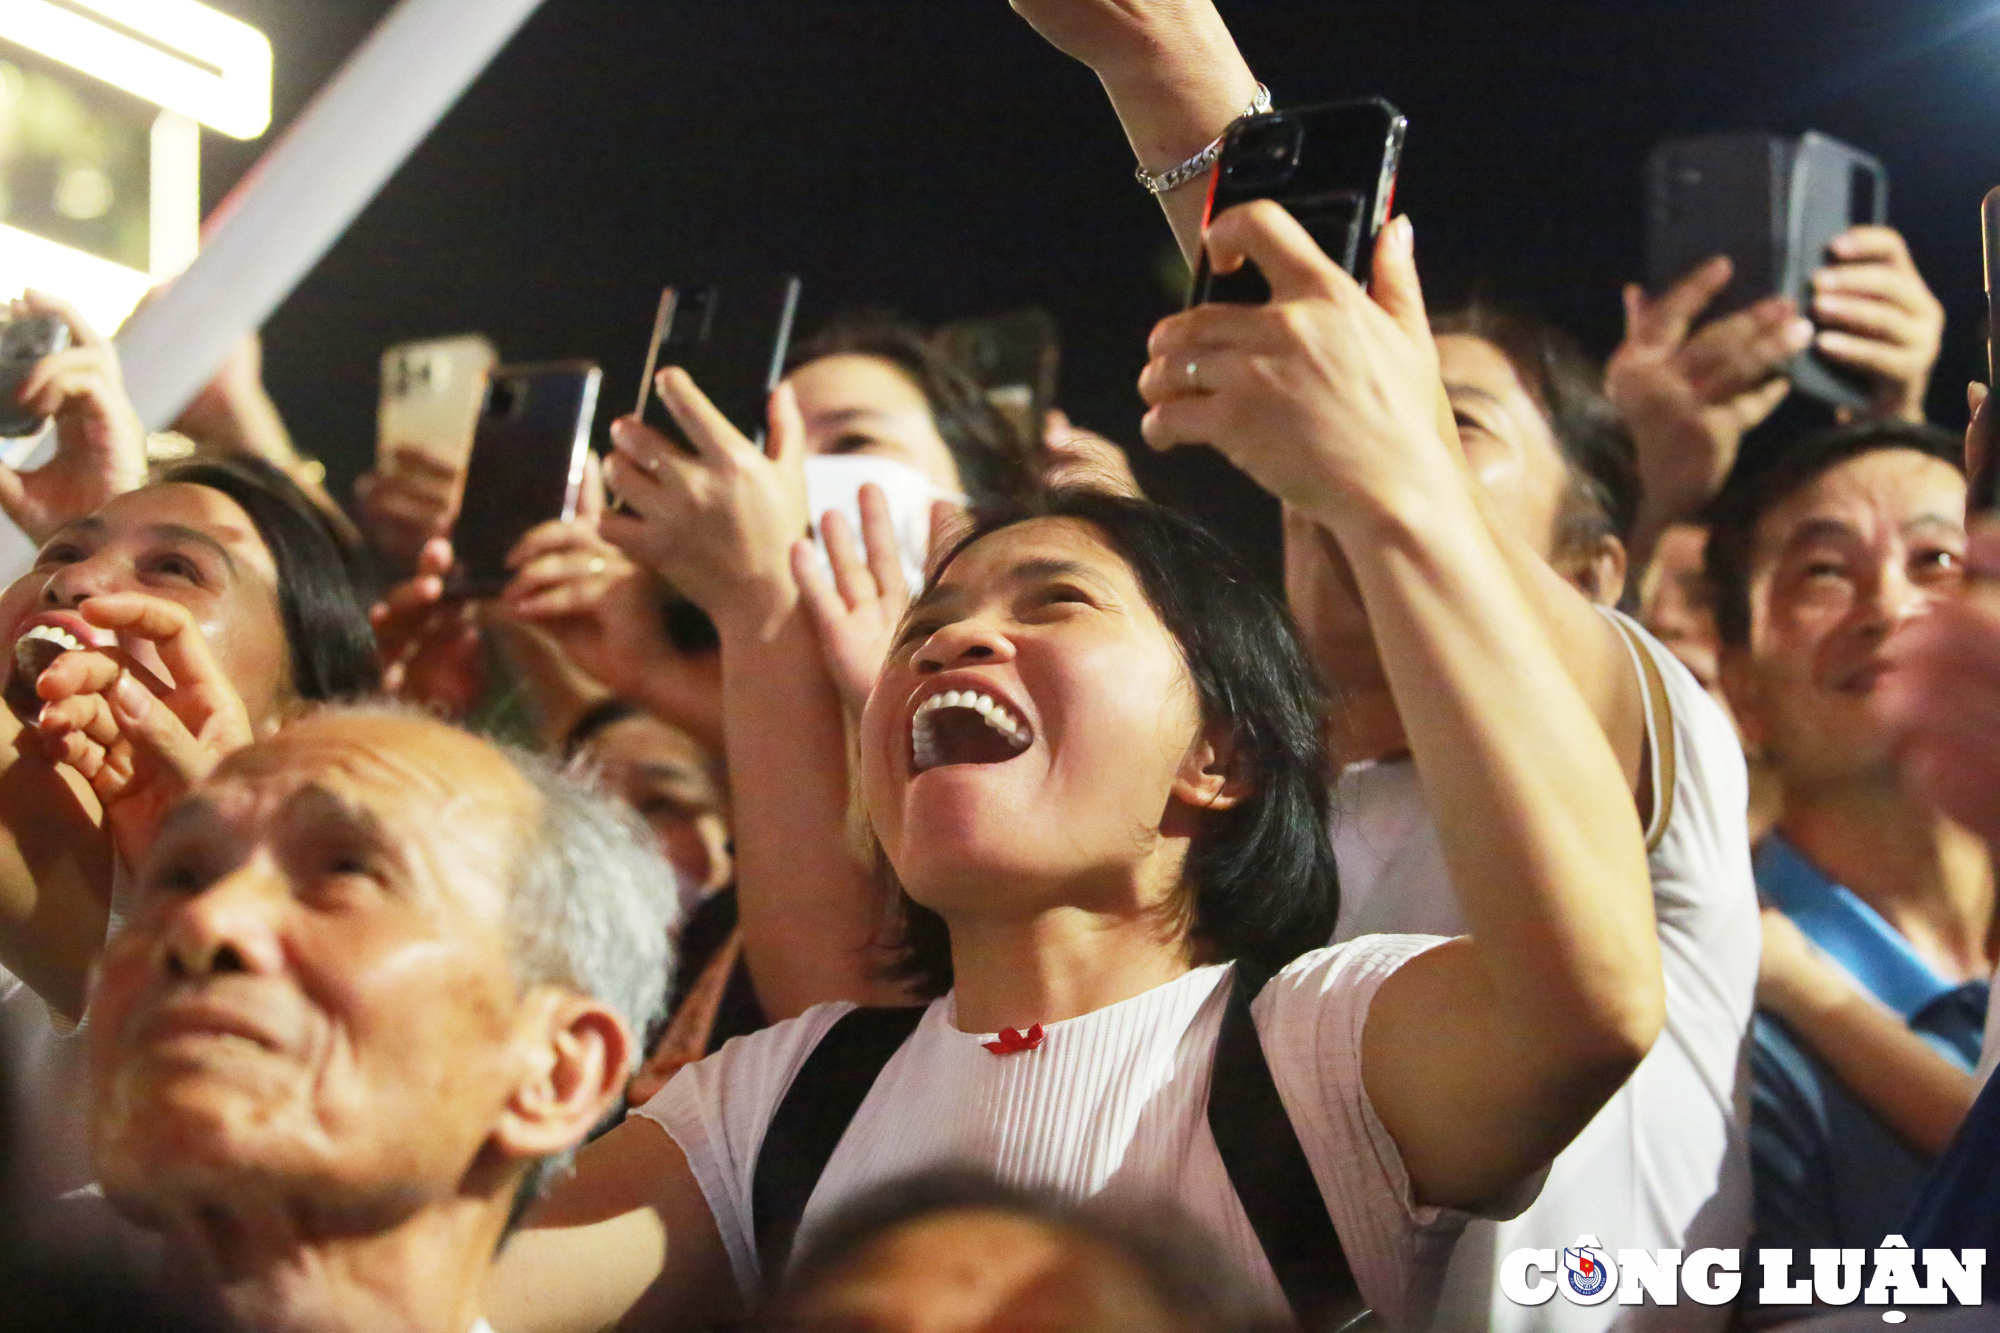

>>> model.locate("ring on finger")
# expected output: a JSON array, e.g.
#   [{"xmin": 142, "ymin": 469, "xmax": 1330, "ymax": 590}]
[
  {"xmin": 1184, "ymin": 358, "xmax": 1206, "ymax": 394},
  {"xmin": 586, "ymin": 556, "xmax": 607, "ymax": 576}
]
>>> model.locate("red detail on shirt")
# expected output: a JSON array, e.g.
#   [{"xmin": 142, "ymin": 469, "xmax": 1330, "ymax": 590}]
[{"xmin": 982, "ymin": 1024, "xmax": 1045, "ymax": 1055}]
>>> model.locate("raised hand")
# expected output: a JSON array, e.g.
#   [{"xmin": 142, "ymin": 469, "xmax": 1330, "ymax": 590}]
[
  {"xmin": 370, "ymin": 536, "xmax": 483, "ymax": 717},
  {"xmin": 792, "ymin": 484, "xmax": 941, "ymax": 718},
  {"xmin": 28, "ymin": 593, "xmax": 253, "ymax": 866},
  {"xmin": 501, "ymin": 518, "xmax": 688, "ymax": 700},
  {"xmin": 355, "ymin": 446, "xmax": 464, "ymax": 572},
  {"xmin": 0, "ymin": 291, "xmax": 147, "ymax": 544},
  {"xmin": 1138, "ymin": 203, "xmax": 1452, "ymax": 535},
  {"xmin": 600, "ymin": 371, "xmax": 809, "ymax": 642},
  {"xmin": 1606, "ymin": 258, "xmax": 1810, "ymax": 555},
  {"xmin": 1810, "ymin": 225, "xmax": 1945, "ymax": 424}
]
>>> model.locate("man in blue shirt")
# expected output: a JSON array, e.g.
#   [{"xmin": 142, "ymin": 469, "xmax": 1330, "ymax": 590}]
[{"xmin": 1706, "ymin": 423, "xmax": 1997, "ymax": 1269}]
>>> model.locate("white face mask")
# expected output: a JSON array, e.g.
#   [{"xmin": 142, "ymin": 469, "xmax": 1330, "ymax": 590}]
[{"xmin": 802, "ymin": 453, "xmax": 962, "ymax": 594}]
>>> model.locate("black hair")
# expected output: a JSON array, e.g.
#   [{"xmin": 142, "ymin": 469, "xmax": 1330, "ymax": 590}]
[
  {"xmin": 883, "ymin": 490, "xmax": 1337, "ymax": 997},
  {"xmin": 153, "ymin": 456, "xmax": 380, "ymax": 701},
  {"xmin": 1432, "ymin": 303, "xmax": 1641, "ymax": 551},
  {"xmin": 772, "ymin": 1168, "xmax": 1286, "ymax": 1333},
  {"xmin": 787, "ymin": 311, "xmax": 1039, "ymax": 503},
  {"xmin": 1704, "ymin": 420, "xmax": 1966, "ymax": 648},
  {"xmin": 562, "ymin": 696, "xmax": 644, "ymax": 760}
]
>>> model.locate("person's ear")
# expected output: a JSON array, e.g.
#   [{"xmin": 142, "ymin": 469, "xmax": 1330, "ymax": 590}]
[
  {"xmin": 1561, "ymin": 534, "xmax": 1629, "ymax": 607},
  {"xmin": 492, "ymin": 989, "xmax": 632, "ymax": 1166},
  {"xmin": 1171, "ymin": 720, "xmax": 1250, "ymax": 814},
  {"xmin": 1716, "ymin": 644, "xmax": 1768, "ymax": 753}
]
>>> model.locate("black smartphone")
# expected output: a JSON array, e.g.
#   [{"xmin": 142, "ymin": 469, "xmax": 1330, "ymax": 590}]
[
  {"xmin": 447, "ymin": 361, "xmax": 601, "ymax": 599},
  {"xmin": 0, "ymin": 316, "xmax": 71, "ymax": 438},
  {"xmin": 1646, "ymin": 130, "xmax": 1887, "ymax": 411},
  {"xmin": 933, "ymin": 308, "xmax": 1060, "ymax": 438},
  {"xmin": 638, "ymin": 275, "xmax": 801, "ymax": 450},
  {"xmin": 1191, "ymin": 97, "xmax": 1406, "ymax": 306},
  {"xmin": 1973, "ymin": 186, "xmax": 2000, "ymax": 513}
]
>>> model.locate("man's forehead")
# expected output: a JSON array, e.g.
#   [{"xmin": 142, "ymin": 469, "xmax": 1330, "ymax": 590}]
[
  {"xmin": 1757, "ymin": 450, "xmax": 1966, "ymax": 550},
  {"xmin": 209, "ymin": 716, "xmax": 534, "ymax": 825}
]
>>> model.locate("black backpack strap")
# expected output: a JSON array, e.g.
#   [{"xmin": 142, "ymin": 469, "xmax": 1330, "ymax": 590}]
[
  {"xmin": 751, "ymin": 1005, "xmax": 925, "ymax": 1287},
  {"xmin": 1209, "ymin": 960, "xmax": 1367, "ymax": 1327}
]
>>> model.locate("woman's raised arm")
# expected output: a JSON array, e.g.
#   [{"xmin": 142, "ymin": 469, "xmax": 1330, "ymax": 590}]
[{"xmin": 1140, "ymin": 201, "xmax": 1662, "ymax": 1210}]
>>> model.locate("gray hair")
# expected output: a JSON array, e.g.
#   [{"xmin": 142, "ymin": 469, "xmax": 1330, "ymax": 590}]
[{"xmin": 498, "ymin": 742, "xmax": 678, "ymax": 1208}]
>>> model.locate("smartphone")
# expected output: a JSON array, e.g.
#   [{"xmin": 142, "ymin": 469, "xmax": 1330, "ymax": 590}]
[
  {"xmin": 446, "ymin": 361, "xmax": 601, "ymax": 599},
  {"xmin": 0, "ymin": 316, "xmax": 71, "ymax": 439},
  {"xmin": 637, "ymin": 276, "xmax": 801, "ymax": 450},
  {"xmin": 1786, "ymin": 133, "xmax": 1888, "ymax": 410},
  {"xmin": 1973, "ymin": 186, "xmax": 2000, "ymax": 512},
  {"xmin": 1191, "ymin": 97, "xmax": 1406, "ymax": 305},
  {"xmin": 377, "ymin": 333, "xmax": 498, "ymax": 471},
  {"xmin": 933, "ymin": 308, "xmax": 1060, "ymax": 438},
  {"xmin": 1646, "ymin": 131, "xmax": 1887, "ymax": 411}
]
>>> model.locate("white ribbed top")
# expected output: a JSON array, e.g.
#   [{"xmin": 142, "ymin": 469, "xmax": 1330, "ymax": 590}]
[{"xmin": 639, "ymin": 933, "xmax": 1469, "ymax": 1329}]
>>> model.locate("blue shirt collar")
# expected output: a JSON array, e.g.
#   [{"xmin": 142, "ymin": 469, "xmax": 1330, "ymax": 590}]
[{"xmin": 1756, "ymin": 833, "xmax": 1965, "ymax": 1022}]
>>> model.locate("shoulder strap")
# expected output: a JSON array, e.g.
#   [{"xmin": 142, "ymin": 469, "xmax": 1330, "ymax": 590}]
[
  {"xmin": 1208, "ymin": 961, "xmax": 1366, "ymax": 1326},
  {"xmin": 751, "ymin": 1005, "xmax": 925, "ymax": 1288},
  {"xmin": 1607, "ymin": 612, "xmax": 1678, "ymax": 851}
]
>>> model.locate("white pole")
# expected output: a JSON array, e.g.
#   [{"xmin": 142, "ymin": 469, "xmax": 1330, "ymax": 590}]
[{"xmin": 116, "ymin": 0, "xmax": 549, "ymax": 429}]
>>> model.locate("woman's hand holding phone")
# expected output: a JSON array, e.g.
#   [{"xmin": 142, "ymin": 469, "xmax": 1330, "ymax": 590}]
[
  {"xmin": 355, "ymin": 446, "xmax": 464, "ymax": 572},
  {"xmin": 1138, "ymin": 203, "xmax": 1452, "ymax": 536},
  {"xmin": 0, "ymin": 291, "xmax": 148, "ymax": 545},
  {"xmin": 601, "ymin": 369, "xmax": 809, "ymax": 644}
]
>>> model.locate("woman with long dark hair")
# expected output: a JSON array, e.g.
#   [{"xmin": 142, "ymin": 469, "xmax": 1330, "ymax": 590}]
[{"xmin": 0, "ymin": 452, "xmax": 378, "ymax": 1019}]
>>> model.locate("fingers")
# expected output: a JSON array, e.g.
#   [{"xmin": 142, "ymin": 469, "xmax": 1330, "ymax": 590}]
[
  {"xmin": 653, "ymin": 368, "xmax": 752, "ymax": 467},
  {"xmin": 17, "ymin": 348, "xmax": 120, "ymax": 416},
  {"xmin": 819, "ymin": 509, "xmax": 866, "ymax": 612},
  {"xmin": 791, "ymin": 536, "xmax": 845, "ymax": 641},
  {"xmin": 381, "ymin": 446, "xmax": 463, "ymax": 485},
  {"xmin": 74, "ymin": 595, "xmax": 223, "ymax": 699},
  {"xmin": 607, "ymin": 416, "xmax": 697, "ymax": 511},
  {"xmin": 1810, "ymin": 292, "xmax": 1927, "ymax": 348},
  {"xmin": 1138, "ymin": 347, "xmax": 1248, "ymax": 413},
  {"xmin": 577, "ymin": 449, "xmax": 607, "ymax": 526},
  {"xmin": 1826, "ymin": 225, "xmax": 1911, "ymax": 267},
  {"xmin": 1629, "ymin": 256, "xmax": 1733, "ymax": 348},
  {"xmin": 1813, "ymin": 330, "xmax": 1913, "ymax": 384},
  {"xmin": 1145, "ymin": 301, "xmax": 1272, "ymax": 370},
  {"xmin": 1139, "ymin": 390, "xmax": 1234, "ymax": 454},
  {"xmin": 857, "ymin": 483, "xmax": 910, "ymax": 607},
  {"xmin": 1203, "ymin": 199, "xmax": 1352, "ymax": 302},
  {"xmin": 1366, "ymin": 216, "xmax": 1430, "ymax": 347},
  {"xmin": 506, "ymin": 518, "xmax": 592, "ymax": 570},
  {"xmin": 1678, "ymin": 301, "xmax": 1811, "ymax": 402},
  {"xmin": 20, "ymin": 289, "xmax": 105, "ymax": 354},
  {"xmin": 767, "ymin": 380, "xmax": 805, "ymax": 465}
]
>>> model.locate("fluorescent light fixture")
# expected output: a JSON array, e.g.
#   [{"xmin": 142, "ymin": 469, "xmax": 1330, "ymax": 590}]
[
  {"xmin": 0, "ymin": 0, "xmax": 271, "ymax": 138},
  {"xmin": 0, "ymin": 221, "xmax": 151, "ymax": 332}
]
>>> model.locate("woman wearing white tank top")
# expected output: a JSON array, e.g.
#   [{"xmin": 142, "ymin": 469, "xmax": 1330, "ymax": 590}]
[{"xmin": 489, "ymin": 207, "xmax": 1663, "ymax": 1332}]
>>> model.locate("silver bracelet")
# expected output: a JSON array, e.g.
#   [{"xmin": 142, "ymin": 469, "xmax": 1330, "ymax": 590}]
[{"xmin": 1134, "ymin": 82, "xmax": 1273, "ymax": 197}]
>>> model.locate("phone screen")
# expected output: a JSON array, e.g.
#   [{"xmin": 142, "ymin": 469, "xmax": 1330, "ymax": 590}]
[
  {"xmin": 1193, "ymin": 98, "xmax": 1406, "ymax": 306},
  {"xmin": 637, "ymin": 276, "xmax": 801, "ymax": 450},
  {"xmin": 448, "ymin": 362, "xmax": 601, "ymax": 598}
]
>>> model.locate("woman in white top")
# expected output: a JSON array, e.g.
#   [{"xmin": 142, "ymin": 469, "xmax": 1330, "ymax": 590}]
[{"xmin": 487, "ymin": 201, "xmax": 1662, "ymax": 1332}]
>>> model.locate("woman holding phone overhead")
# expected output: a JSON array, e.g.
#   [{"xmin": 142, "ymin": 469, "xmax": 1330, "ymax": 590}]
[{"xmin": 486, "ymin": 209, "xmax": 1662, "ymax": 1330}]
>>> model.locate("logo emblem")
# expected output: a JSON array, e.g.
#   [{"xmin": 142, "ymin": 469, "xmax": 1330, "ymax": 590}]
[{"xmin": 1561, "ymin": 1236, "xmax": 1617, "ymax": 1304}]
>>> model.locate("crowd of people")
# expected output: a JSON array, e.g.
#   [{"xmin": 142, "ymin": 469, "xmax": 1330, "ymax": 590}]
[{"xmin": 1, "ymin": 2, "xmax": 1998, "ymax": 1331}]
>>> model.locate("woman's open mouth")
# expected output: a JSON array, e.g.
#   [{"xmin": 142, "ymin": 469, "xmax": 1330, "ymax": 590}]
[
  {"xmin": 3, "ymin": 615, "xmax": 108, "ymax": 723},
  {"xmin": 910, "ymin": 690, "xmax": 1032, "ymax": 774}
]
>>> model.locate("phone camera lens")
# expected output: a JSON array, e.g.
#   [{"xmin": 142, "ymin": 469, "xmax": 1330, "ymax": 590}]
[{"xmin": 487, "ymin": 381, "xmax": 521, "ymax": 417}]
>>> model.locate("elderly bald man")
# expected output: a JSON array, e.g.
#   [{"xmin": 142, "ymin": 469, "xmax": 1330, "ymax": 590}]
[{"xmin": 85, "ymin": 706, "xmax": 674, "ymax": 1333}]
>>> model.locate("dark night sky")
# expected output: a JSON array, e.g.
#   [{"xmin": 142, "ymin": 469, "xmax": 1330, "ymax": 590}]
[{"xmin": 194, "ymin": 0, "xmax": 2000, "ymax": 576}]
